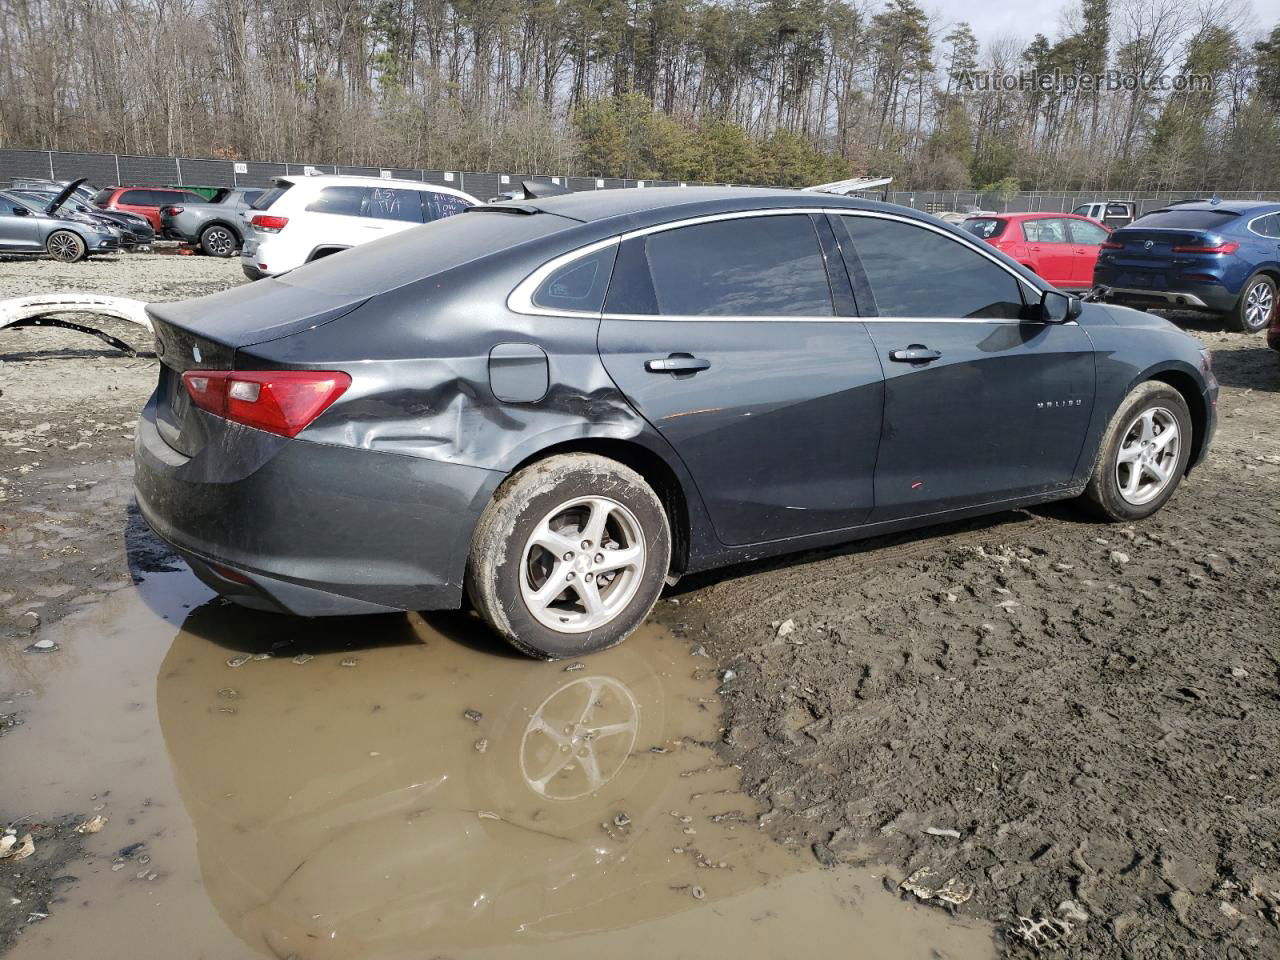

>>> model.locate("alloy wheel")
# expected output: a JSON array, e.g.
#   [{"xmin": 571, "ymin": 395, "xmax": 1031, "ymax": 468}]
[
  {"xmin": 519, "ymin": 496, "xmax": 647, "ymax": 633},
  {"xmin": 1115, "ymin": 406, "xmax": 1180, "ymax": 506},
  {"xmin": 205, "ymin": 227, "xmax": 235, "ymax": 256},
  {"xmin": 1245, "ymin": 281, "xmax": 1275, "ymax": 331},
  {"xmin": 47, "ymin": 233, "xmax": 81, "ymax": 262}
]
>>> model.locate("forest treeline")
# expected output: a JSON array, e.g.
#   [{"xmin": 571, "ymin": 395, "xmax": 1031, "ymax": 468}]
[{"xmin": 1, "ymin": 0, "xmax": 1278, "ymax": 190}]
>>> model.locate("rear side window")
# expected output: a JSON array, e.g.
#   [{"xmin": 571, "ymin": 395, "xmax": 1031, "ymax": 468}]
[
  {"xmin": 252, "ymin": 185, "xmax": 291, "ymax": 210},
  {"xmin": 962, "ymin": 218, "xmax": 1005, "ymax": 239},
  {"xmin": 533, "ymin": 244, "xmax": 618, "ymax": 313},
  {"xmin": 422, "ymin": 192, "xmax": 471, "ymax": 222},
  {"xmin": 306, "ymin": 186, "xmax": 368, "ymax": 217},
  {"xmin": 840, "ymin": 215, "xmax": 1025, "ymax": 320},
  {"xmin": 1250, "ymin": 214, "xmax": 1280, "ymax": 238},
  {"xmin": 1023, "ymin": 218, "xmax": 1069, "ymax": 243},
  {"xmin": 1068, "ymin": 220, "xmax": 1110, "ymax": 244},
  {"xmin": 1133, "ymin": 209, "xmax": 1241, "ymax": 230},
  {"xmin": 177, "ymin": 191, "xmax": 205, "ymax": 203},
  {"xmin": 119, "ymin": 189, "xmax": 151, "ymax": 205},
  {"xmin": 240, "ymin": 190, "xmax": 263, "ymax": 206},
  {"xmin": 639, "ymin": 215, "xmax": 833, "ymax": 317}
]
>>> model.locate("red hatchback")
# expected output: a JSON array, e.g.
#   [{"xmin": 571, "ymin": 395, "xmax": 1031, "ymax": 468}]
[
  {"xmin": 961, "ymin": 212, "xmax": 1111, "ymax": 291},
  {"xmin": 93, "ymin": 186, "xmax": 207, "ymax": 231}
]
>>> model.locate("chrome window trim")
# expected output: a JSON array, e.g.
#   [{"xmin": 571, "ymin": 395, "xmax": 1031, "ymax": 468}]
[
  {"xmin": 506, "ymin": 236, "xmax": 621, "ymax": 318},
  {"xmin": 506, "ymin": 206, "xmax": 1049, "ymax": 322}
]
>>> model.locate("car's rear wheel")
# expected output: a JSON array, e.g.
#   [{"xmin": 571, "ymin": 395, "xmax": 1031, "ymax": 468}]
[
  {"xmin": 1083, "ymin": 381, "xmax": 1192, "ymax": 521},
  {"xmin": 466, "ymin": 453, "xmax": 671, "ymax": 659},
  {"xmin": 200, "ymin": 225, "xmax": 237, "ymax": 258},
  {"xmin": 1227, "ymin": 273, "xmax": 1276, "ymax": 333},
  {"xmin": 46, "ymin": 230, "xmax": 86, "ymax": 263}
]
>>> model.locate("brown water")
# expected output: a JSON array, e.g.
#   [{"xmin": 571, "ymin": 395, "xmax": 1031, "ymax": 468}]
[{"xmin": 1, "ymin": 574, "xmax": 995, "ymax": 959}]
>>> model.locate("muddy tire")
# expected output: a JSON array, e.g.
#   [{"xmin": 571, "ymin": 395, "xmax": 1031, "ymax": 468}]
[
  {"xmin": 1227, "ymin": 273, "xmax": 1276, "ymax": 334},
  {"xmin": 1083, "ymin": 381, "xmax": 1192, "ymax": 521},
  {"xmin": 199, "ymin": 224, "xmax": 238, "ymax": 258},
  {"xmin": 46, "ymin": 230, "xmax": 86, "ymax": 263},
  {"xmin": 466, "ymin": 453, "xmax": 671, "ymax": 659}
]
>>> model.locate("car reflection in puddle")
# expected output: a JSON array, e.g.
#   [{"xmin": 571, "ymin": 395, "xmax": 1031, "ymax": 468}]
[{"xmin": 153, "ymin": 601, "xmax": 993, "ymax": 960}]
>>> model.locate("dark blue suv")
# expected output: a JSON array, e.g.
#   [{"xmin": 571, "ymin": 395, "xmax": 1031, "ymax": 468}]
[{"xmin": 1094, "ymin": 200, "xmax": 1280, "ymax": 332}]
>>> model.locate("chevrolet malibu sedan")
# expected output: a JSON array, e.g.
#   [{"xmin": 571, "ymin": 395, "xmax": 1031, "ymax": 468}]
[{"xmin": 135, "ymin": 188, "xmax": 1218, "ymax": 659}]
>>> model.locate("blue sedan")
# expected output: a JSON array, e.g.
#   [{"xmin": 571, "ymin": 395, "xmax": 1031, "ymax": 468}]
[{"xmin": 1094, "ymin": 200, "xmax": 1280, "ymax": 332}]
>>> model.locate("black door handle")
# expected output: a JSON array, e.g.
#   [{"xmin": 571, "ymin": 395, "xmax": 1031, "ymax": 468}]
[
  {"xmin": 645, "ymin": 354, "xmax": 711, "ymax": 374},
  {"xmin": 889, "ymin": 346, "xmax": 942, "ymax": 363}
]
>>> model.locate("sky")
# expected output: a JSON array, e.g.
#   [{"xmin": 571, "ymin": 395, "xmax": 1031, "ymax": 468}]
[
  {"xmin": 930, "ymin": 0, "xmax": 1074, "ymax": 44},
  {"xmin": 926, "ymin": 0, "xmax": 1280, "ymax": 46}
]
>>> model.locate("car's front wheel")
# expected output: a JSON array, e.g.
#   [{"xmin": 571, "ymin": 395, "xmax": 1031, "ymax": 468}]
[
  {"xmin": 466, "ymin": 453, "xmax": 671, "ymax": 659},
  {"xmin": 46, "ymin": 230, "xmax": 86, "ymax": 263},
  {"xmin": 1083, "ymin": 381, "xmax": 1193, "ymax": 521},
  {"xmin": 200, "ymin": 225, "xmax": 238, "ymax": 258},
  {"xmin": 1228, "ymin": 273, "xmax": 1276, "ymax": 333}
]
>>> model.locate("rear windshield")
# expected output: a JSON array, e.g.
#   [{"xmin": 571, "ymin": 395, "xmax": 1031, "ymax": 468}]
[
  {"xmin": 251, "ymin": 184, "xmax": 292, "ymax": 210},
  {"xmin": 273, "ymin": 209, "xmax": 578, "ymax": 297},
  {"xmin": 1131, "ymin": 209, "xmax": 1242, "ymax": 230},
  {"xmin": 961, "ymin": 218, "xmax": 1006, "ymax": 239}
]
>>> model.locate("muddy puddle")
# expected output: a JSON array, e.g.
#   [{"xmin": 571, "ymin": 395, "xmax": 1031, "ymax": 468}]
[{"xmin": 1, "ymin": 573, "xmax": 995, "ymax": 959}]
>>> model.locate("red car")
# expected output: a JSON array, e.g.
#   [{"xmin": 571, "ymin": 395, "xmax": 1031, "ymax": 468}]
[
  {"xmin": 961, "ymin": 212, "xmax": 1111, "ymax": 291},
  {"xmin": 92, "ymin": 186, "xmax": 207, "ymax": 231}
]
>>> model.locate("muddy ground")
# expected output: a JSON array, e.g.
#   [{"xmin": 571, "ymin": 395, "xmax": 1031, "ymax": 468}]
[{"xmin": 2, "ymin": 251, "xmax": 1279, "ymax": 958}]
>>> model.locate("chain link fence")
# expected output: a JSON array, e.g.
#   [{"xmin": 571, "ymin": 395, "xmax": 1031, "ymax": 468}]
[
  {"xmin": 4, "ymin": 148, "xmax": 1277, "ymax": 210},
  {"xmin": 0, "ymin": 148, "xmax": 724, "ymax": 199}
]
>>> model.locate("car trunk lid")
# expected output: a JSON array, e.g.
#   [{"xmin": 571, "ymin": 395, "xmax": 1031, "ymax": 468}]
[{"xmin": 148, "ymin": 279, "xmax": 368, "ymax": 457}]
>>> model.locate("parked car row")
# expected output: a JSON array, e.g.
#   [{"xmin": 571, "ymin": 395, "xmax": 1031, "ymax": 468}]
[{"xmin": 960, "ymin": 199, "xmax": 1280, "ymax": 337}]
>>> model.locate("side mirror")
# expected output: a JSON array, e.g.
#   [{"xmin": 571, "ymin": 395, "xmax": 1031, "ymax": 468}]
[
  {"xmin": 12, "ymin": 206, "xmax": 30, "ymax": 216},
  {"xmin": 1041, "ymin": 289, "xmax": 1082, "ymax": 323}
]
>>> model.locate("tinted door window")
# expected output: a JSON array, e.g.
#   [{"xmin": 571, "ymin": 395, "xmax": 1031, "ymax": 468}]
[
  {"xmin": 839, "ymin": 215, "xmax": 1025, "ymax": 319},
  {"xmin": 1068, "ymin": 220, "xmax": 1109, "ymax": 244},
  {"xmin": 423, "ymin": 192, "xmax": 471, "ymax": 221},
  {"xmin": 364, "ymin": 187, "xmax": 422, "ymax": 222},
  {"xmin": 119, "ymin": 189, "xmax": 151, "ymax": 205},
  {"xmin": 641, "ymin": 215, "xmax": 833, "ymax": 316},
  {"xmin": 1023, "ymin": 218, "xmax": 1069, "ymax": 243},
  {"xmin": 306, "ymin": 186, "xmax": 368, "ymax": 217}
]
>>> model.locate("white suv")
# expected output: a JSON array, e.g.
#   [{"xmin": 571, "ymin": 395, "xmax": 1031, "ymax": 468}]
[{"xmin": 239, "ymin": 175, "xmax": 479, "ymax": 280}]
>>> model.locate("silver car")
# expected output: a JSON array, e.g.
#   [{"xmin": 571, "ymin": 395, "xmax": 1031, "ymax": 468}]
[
  {"xmin": 159, "ymin": 187, "xmax": 263, "ymax": 257},
  {"xmin": 0, "ymin": 187, "xmax": 121, "ymax": 262}
]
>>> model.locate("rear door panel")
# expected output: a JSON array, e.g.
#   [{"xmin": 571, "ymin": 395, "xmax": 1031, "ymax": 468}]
[{"xmin": 597, "ymin": 214, "xmax": 885, "ymax": 546}]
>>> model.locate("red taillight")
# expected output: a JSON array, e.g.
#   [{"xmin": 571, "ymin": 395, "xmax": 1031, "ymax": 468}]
[
  {"xmin": 165, "ymin": 206, "xmax": 183, "ymax": 216},
  {"xmin": 251, "ymin": 214, "xmax": 289, "ymax": 233},
  {"xmin": 1171, "ymin": 241, "xmax": 1239, "ymax": 254},
  {"xmin": 1100, "ymin": 240, "xmax": 1124, "ymax": 250},
  {"xmin": 182, "ymin": 369, "xmax": 350, "ymax": 438}
]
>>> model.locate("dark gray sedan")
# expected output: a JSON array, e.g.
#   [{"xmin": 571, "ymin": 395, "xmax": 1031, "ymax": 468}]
[{"xmin": 135, "ymin": 188, "xmax": 1217, "ymax": 658}]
